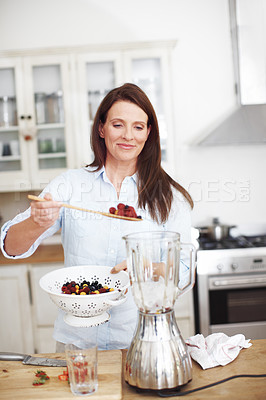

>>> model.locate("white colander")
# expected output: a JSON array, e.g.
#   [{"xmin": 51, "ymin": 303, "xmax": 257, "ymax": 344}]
[{"xmin": 39, "ymin": 265, "xmax": 130, "ymax": 327}]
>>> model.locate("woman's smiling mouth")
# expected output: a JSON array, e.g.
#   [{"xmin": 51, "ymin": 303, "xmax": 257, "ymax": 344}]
[{"xmin": 117, "ymin": 143, "xmax": 135, "ymax": 149}]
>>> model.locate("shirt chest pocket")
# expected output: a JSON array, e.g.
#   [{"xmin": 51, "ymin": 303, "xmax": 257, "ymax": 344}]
[{"xmin": 67, "ymin": 212, "xmax": 110, "ymax": 261}]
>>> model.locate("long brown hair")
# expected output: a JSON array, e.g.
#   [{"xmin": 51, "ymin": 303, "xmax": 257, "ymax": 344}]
[{"xmin": 89, "ymin": 83, "xmax": 193, "ymax": 223}]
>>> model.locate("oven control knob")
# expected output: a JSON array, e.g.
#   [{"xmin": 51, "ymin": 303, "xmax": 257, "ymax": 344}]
[
  {"xmin": 217, "ymin": 263, "xmax": 223, "ymax": 271},
  {"xmin": 231, "ymin": 263, "xmax": 238, "ymax": 270}
]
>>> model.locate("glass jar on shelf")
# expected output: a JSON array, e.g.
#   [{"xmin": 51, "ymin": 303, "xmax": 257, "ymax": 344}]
[
  {"xmin": 34, "ymin": 92, "xmax": 47, "ymax": 124},
  {"xmin": 0, "ymin": 96, "xmax": 17, "ymax": 127},
  {"xmin": 88, "ymin": 89, "xmax": 109, "ymax": 120},
  {"xmin": 47, "ymin": 91, "xmax": 64, "ymax": 124}
]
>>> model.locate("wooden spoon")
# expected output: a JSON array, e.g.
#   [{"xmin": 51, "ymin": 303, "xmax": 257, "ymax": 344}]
[{"xmin": 28, "ymin": 195, "xmax": 142, "ymax": 222}]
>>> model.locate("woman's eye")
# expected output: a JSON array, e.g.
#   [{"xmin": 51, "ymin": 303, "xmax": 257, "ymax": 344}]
[
  {"xmin": 113, "ymin": 124, "xmax": 122, "ymax": 128},
  {"xmin": 135, "ymin": 126, "xmax": 144, "ymax": 131}
]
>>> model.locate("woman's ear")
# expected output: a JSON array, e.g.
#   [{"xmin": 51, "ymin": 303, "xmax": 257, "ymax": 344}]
[{"xmin": 99, "ymin": 122, "xmax": 104, "ymax": 138}]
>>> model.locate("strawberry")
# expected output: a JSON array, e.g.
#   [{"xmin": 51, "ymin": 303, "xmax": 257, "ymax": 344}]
[
  {"xmin": 32, "ymin": 380, "xmax": 45, "ymax": 386},
  {"xmin": 117, "ymin": 203, "xmax": 125, "ymax": 210},
  {"xmin": 109, "ymin": 207, "xmax": 116, "ymax": 214},
  {"xmin": 35, "ymin": 370, "xmax": 49, "ymax": 379},
  {"xmin": 33, "ymin": 370, "xmax": 49, "ymax": 386}
]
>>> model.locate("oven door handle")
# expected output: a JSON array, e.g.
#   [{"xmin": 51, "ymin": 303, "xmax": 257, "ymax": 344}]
[{"xmin": 211, "ymin": 277, "xmax": 266, "ymax": 287}]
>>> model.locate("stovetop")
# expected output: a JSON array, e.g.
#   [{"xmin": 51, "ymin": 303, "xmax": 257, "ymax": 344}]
[{"xmin": 198, "ymin": 235, "xmax": 266, "ymax": 250}]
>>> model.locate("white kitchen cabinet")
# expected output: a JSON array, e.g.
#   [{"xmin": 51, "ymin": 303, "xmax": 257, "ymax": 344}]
[
  {"xmin": 236, "ymin": 0, "xmax": 266, "ymax": 104},
  {"xmin": 0, "ymin": 263, "xmax": 61, "ymax": 354},
  {"xmin": 0, "ymin": 41, "xmax": 176, "ymax": 191},
  {"xmin": 0, "ymin": 265, "xmax": 34, "ymax": 353},
  {"xmin": 0, "ymin": 55, "xmax": 75, "ymax": 192},
  {"xmin": 29, "ymin": 263, "xmax": 63, "ymax": 353}
]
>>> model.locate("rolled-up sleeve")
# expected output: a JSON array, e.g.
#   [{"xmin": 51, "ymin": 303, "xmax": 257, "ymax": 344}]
[{"xmin": 0, "ymin": 207, "xmax": 61, "ymax": 259}]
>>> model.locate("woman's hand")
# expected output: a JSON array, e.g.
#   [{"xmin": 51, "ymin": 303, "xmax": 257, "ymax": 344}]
[
  {"xmin": 30, "ymin": 193, "xmax": 62, "ymax": 229},
  {"xmin": 4, "ymin": 193, "xmax": 62, "ymax": 256},
  {"xmin": 111, "ymin": 260, "xmax": 128, "ymax": 293},
  {"xmin": 110, "ymin": 260, "xmax": 127, "ymax": 274}
]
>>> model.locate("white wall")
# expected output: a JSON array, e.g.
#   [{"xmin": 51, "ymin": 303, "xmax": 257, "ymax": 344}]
[{"xmin": 0, "ymin": 0, "xmax": 265, "ymax": 227}]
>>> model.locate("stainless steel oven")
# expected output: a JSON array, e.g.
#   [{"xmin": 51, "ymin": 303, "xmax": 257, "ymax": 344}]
[{"xmin": 196, "ymin": 239, "xmax": 266, "ymax": 340}]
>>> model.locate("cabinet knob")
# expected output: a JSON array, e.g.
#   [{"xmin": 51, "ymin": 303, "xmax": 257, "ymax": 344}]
[
  {"xmin": 20, "ymin": 115, "xmax": 25, "ymax": 120},
  {"xmin": 27, "ymin": 115, "xmax": 32, "ymax": 120}
]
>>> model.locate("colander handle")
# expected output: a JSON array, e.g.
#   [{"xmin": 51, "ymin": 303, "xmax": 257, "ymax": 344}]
[
  {"xmin": 105, "ymin": 294, "xmax": 127, "ymax": 306},
  {"xmin": 120, "ymin": 282, "xmax": 130, "ymax": 292}
]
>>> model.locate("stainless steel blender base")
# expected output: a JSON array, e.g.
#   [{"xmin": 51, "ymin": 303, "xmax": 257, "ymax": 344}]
[{"xmin": 125, "ymin": 310, "xmax": 192, "ymax": 390}]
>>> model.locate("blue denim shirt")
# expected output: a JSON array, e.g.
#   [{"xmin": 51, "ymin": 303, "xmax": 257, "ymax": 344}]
[{"xmin": 1, "ymin": 166, "xmax": 192, "ymax": 350}]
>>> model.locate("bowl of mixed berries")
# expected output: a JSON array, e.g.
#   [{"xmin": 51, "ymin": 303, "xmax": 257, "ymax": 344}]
[{"xmin": 39, "ymin": 265, "xmax": 129, "ymax": 327}]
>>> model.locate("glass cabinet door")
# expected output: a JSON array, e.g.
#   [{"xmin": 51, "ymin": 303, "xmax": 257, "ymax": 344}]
[
  {"xmin": 0, "ymin": 67, "xmax": 21, "ymax": 172},
  {"xmin": 87, "ymin": 61, "xmax": 115, "ymax": 121},
  {"xmin": 130, "ymin": 57, "xmax": 167, "ymax": 161},
  {"xmin": 22, "ymin": 55, "xmax": 74, "ymax": 190},
  {"xmin": 32, "ymin": 64, "xmax": 66, "ymax": 170},
  {"xmin": 77, "ymin": 53, "xmax": 122, "ymax": 166},
  {"xmin": 124, "ymin": 49, "xmax": 174, "ymax": 170}
]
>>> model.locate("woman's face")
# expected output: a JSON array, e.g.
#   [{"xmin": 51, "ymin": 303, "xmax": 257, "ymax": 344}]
[{"xmin": 99, "ymin": 101, "xmax": 150, "ymax": 167}]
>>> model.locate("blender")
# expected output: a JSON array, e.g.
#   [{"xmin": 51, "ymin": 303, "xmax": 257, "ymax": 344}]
[{"xmin": 123, "ymin": 231, "xmax": 196, "ymax": 390}]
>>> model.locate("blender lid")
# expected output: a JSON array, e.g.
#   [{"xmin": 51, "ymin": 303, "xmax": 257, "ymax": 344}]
[{"xmin": 122, "ymin": 231, "xmax": 180, "ymax": 241}]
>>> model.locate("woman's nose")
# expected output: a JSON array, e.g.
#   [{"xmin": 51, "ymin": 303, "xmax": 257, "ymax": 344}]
[{"xmin": 122, "ymin": 126, "xmax": 133, "ymax": 140}]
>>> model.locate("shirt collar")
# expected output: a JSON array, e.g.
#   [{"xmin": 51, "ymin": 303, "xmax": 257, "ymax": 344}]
[{"xmin": 84, "ymin": 165, "xmax": 137, "ymax": 183}]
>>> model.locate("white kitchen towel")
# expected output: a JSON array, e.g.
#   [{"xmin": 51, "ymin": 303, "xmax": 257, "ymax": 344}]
[{"xmin": 185, "ymin": 333, "xmax": 252, "ymax": 370}]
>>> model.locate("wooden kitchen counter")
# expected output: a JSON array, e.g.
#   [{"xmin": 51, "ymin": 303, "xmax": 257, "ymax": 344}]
[
  {"xmin": 122, "ymin": 339, "xmax": 266, "ymax": 400},
  {"xmin": 0, "ymin": 244, "xmax": 64, "ymax": 265},
  {"xmin": 0, "ymin": 340, "xmax": 265, "ymax": 399},
  {"xmin": 0, "ymin": 350, "xmax": 122, "ymax": 400}
]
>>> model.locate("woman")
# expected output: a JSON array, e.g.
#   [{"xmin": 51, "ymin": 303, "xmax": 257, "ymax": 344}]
[{"xmin": 1, "ymin": 83, "xmax": 193, "ymax": 350}]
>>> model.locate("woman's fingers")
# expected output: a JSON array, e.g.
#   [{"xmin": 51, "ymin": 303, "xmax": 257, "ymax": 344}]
[
  {"xmin": 111, "ymin": 261, "xmax": 129, "ymax": 293},
  {"xmin": 30, "ymin": 193, "xmax": 62, "ymax": 228},
  {"xmin": 111, "ymin": 260, "xmax": 127, "ymax": 273}
]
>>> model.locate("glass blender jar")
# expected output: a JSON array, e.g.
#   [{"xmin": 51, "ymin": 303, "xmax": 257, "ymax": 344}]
[{"xmin": 123, "ymin": 231, "xmax": 196, "ymax": 390}]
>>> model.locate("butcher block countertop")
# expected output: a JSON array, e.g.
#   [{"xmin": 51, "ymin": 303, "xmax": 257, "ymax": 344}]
[
  {"xmin": 0, "ymin": 244, "xmax": 64, "ymax": 265},
  {"xmin": 0, "ymin": 340, "xmax": 265, "ymax": 399},
  {"xmin": 0, "ymin": 350, "xmax": 122, "ymax": 400}
]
